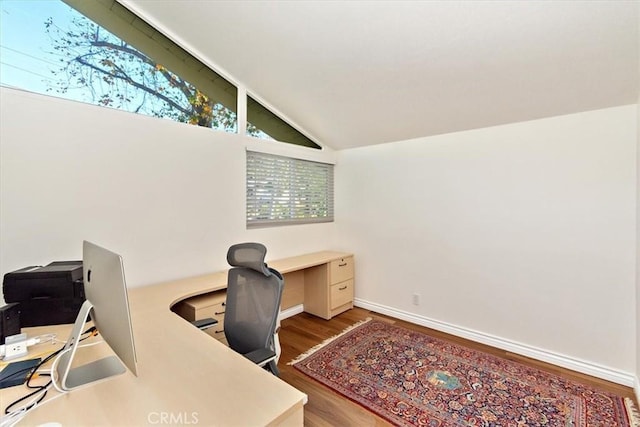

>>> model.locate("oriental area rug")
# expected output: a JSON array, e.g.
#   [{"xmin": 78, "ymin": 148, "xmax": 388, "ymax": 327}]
[{"xmin": 289, "ymin": 319, "xmax": 639, "ymax": 427}]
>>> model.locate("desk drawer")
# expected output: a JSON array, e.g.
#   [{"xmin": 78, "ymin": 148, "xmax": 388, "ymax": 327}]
[
  {"xmin": 198, "ymin": 301, "xmax": 226, "ymax": 342},
  {"xmin": 172, "ymin": 291, "xmax": 227, "ymax": 344},
  {"xmin": 330, "ymin": 257, "xmax": 354, "ymax": 284},
  {"xmin": 198, "ymin": 301, "xmax": 226, "ymax": 323},
  {"xmin": 173, "ymin": 291, "xmax": 226, "ymax": 321},
  {"xmin": 330, "ymin": 279, "xmax": 353, "ymax": 309},
  {"xmin": 205, "ymin": 325, "xmax": 227, "ymax": 344}
]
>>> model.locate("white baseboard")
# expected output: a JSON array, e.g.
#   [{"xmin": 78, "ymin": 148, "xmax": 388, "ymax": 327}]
[
  {"xmin": 355, "ymin": 298, "xmax": 635, "ymax": 387},
  {"xmin": 635, "ymin": 376, "xmax": 640, "ymax": 404},
  {"xmin": 280, "ymin": 304, "xmax": 304, "ymax": 320}
]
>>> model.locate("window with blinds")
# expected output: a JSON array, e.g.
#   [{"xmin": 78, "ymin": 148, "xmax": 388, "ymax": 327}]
[{"xmin": 246, "ymin": 151, "xmax": 334, "ymax": 228}]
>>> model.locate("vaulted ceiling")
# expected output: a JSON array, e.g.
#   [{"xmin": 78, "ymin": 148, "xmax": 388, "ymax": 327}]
[{"xmin": 123, "ymin": 0, "xmax": 638, "ymax": 150}]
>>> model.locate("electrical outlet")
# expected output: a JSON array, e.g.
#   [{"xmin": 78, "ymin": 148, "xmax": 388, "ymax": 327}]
[
  {"xmin": 4, "ymin": 333, "xmax": 28, "ymax": 360},
  {"xmin": 412, "ymin": 293, "xmax": 420, "ymax": 306}
]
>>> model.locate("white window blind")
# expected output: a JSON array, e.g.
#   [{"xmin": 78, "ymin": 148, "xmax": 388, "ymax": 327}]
[{"xmin": 247, "ymin": 151, "xmax": 334, "ymax": 228}]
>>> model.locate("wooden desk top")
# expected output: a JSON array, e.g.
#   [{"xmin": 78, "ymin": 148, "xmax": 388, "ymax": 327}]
[{"xmin": 2, "ymin": 251, "xmax": 350, "ymax": 426}]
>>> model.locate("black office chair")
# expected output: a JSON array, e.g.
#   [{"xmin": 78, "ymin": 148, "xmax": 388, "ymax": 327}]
[{"xmin": 224, "ymin": 242, "xmax": 283, "ymax": 375}]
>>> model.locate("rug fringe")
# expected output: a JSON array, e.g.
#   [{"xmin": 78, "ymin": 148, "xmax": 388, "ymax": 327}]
[
  {"xmin": 626, "ymin": 397, "xmax": 640, "ymax": 427},
  {"xmin": 288, "ymin": 317, "xmax": 372, "ymax": 365}
]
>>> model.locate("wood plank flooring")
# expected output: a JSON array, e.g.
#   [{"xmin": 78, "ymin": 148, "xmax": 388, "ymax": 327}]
[{"xmin": 277, "ymin": 307, "xmax": 638, "ymax": 426}]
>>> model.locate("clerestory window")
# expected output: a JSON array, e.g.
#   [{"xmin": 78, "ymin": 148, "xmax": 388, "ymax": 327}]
[
  {"xmin": 0, "ymin": 0, "xmax": 238, "ymax": 133},
  {"xmin": 1, "ymin": 0, "xmax": 324, "ymax": 150},
  {"xmin": 247, "ymin": 96, "xmax": 321, "ymax": 149}
]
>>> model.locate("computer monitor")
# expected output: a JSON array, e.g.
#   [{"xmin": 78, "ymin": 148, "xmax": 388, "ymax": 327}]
[{"xmin": 55, "ymin": 241, "xmax": 138, "ymax": 390}]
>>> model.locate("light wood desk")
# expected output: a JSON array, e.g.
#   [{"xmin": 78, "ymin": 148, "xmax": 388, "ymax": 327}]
[{"xmin": 0, "ymin": 251, "xmax": 351, "ymax": 426}]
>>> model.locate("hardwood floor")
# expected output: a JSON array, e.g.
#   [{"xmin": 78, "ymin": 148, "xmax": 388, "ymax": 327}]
[{"xmin": 277, "ymin": 307, "xmax": 638, "ymax": 426}]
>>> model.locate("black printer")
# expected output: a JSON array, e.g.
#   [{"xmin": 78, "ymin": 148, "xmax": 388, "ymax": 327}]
[{"xmin": 3, "ymin": 261, "xmax": 85, "ymax": 327}]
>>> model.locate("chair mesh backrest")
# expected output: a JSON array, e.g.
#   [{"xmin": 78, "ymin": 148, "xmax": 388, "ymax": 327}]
[{"xmin": 224, "ymin": 243, "xmax": 283, "ymax": 354}]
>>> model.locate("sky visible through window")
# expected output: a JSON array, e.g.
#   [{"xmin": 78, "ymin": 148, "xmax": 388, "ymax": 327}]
[
  {"xmin": 1, "ymin": 1, "xmax": 71, "ymax": 94},
  {"xmin": 0, "ymin": 0, "xmax": 239, "ymax": 133}
]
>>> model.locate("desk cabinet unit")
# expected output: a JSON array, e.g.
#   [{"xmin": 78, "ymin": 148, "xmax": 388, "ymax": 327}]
[
  {"xmin": 304, "ymin": 256, "xmax": 354, "ymax": 320},
  {"xmin": 172, "ymin": 290, "xmax": 228, "ymax": 345}
]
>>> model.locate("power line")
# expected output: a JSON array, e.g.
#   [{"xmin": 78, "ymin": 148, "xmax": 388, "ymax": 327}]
[
  {"xmin": 0, "ymin": 61, "xmax": 55, "ymax": 81},
  {"xmin": 0, "ymin": 45, "xmax": 61, "ymax": 67}
]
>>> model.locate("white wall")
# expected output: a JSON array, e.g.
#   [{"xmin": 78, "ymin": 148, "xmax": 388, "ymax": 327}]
[
  {"xmin": 0, "ymin": 87, "xmax": 337, "ymax": 296},
  {"xmin": 2, "ymin": 86, "xmax": 638, "ymax": 385},
  {"xmin": 636, "ymin": 95, "xmax": 640, "ymax": 398},
  {"xmin": 635, "ymin": 7, "xmax": 639, "ymax": 401},
  {"xmin": 636, "ymin": 7, "xmax": 640, "ymax": 399},
  {"xmin": 336, "ymin": 105, "xmax": 637, "ymax": 379}
]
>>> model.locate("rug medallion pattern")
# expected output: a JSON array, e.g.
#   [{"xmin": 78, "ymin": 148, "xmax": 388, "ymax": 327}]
[{"xmin": 292, "ymin": 320, "xmax": 634, "ymax": 426}]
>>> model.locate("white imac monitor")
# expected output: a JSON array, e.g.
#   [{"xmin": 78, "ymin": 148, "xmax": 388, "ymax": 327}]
[{"xmin": 55, "ymin": 241, "xmax": 138, "ymax": 390}]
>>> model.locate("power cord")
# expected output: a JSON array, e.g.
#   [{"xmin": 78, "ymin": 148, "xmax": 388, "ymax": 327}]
[
  {"xmin": 1, "ymin": 326, "xmax": 98, "ymax": 422},
  {"xmin": 48, "ymin": 340, "xmax": 109, "ymax": 394}
]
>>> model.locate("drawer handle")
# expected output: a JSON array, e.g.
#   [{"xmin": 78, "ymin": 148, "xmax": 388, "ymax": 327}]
[
  {"xmin": 214, "ymin": 330, "xmax": 224, "ymax": 334},
  {"xmin": 338, "ymin": 286, "xmax": 347, "ymax": 291},
  {"xmin": 215, "ymin": 311, "xmax": 225, "ymax": 315},
  {"xmin": 338, "ymin": 263, "xmax": 348, "ymax": 267}
]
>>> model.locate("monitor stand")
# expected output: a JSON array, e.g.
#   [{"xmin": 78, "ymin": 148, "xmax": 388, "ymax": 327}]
[{"xmin": 56, "ymin": 300, "xmax": 126, "ymax": 391}]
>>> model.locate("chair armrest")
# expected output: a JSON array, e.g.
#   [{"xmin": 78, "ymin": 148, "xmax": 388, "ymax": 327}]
[
  {"xmin": 190, "ymin": 317, "xmax": 218, "ymax": 330},
  {"xmin": 243, "ymin": 348, "xmax": 276, "ymax": 365}
]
